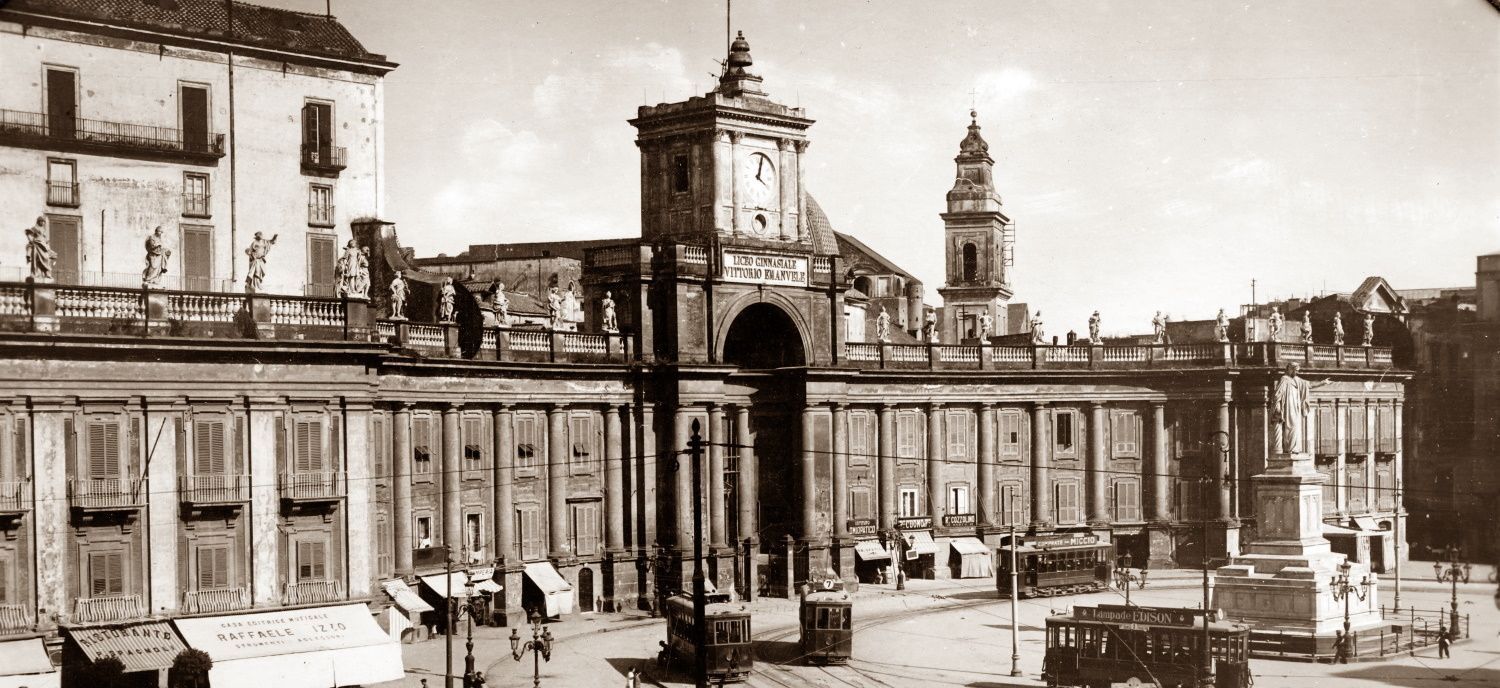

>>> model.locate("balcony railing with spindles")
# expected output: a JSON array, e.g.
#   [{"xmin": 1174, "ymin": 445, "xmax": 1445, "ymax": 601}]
[
  {"xmin": 283, "ymin": 580, "xmax": 343, "ymax": 605},
  {"xmin": 182, "ymin": 587, "xmax": 251, "ymax": 614},
  {"xmin": 278, "ymin": 470, "xmax": 344, "ymax": 502},
  {"xmin": 179, "ymin": 474, "xmax": 250, "ymax": 505},
  {"xmin": 68, "ymin": 477, "xmax": 144, "ymax": 511},
  {"xmin": 839, "ymin": 341, "xmax": 1399, "ymax": 373},
  {"xmin": 73, "ymin": 594, "xmax": 146, "ymax": 623}
]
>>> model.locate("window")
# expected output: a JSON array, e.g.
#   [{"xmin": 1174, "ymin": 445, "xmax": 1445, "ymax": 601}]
[
  {"xmin": 295, "ymin": 540, "xmax": 328, "ymax": 581},
  {"xmin": 301, "ymin": 101, "xmax": 334, "ymax": 165},
  {"xmin": 1347, "ymin": 406, "xmax": 1368, "ymax": 455},
  {"xmin": 413, "ymin": 417, "xmax": 434, "ymax": 478},
  {"xmin": 47, "ymin": 158, "xmax": 78, "ymax": 207},
  {"xmin": 1375, "ymin": 406, "xmax": 1396, "ymax": 454},
  {"xmin": 462, "ymin": 416, "xmax": 484, "ymax": 475},
  {"xmin": 195, "ymin": 545, "xmax": 230, "ymax": 590},
  {"xmin": 0, "ymin": 554, "xmax": 11, "ymax": 603},
  {"xmin": 896, "ymin": 412, "xmax": 923, "ymax": 461},
  {"xmin": 45, "ymin": 215, "xmax": 81, "ymax": 283},
  {"xmin": 180, "ymin": 83, "xmax": 210, "ymax": 153},
  {"xmin": 1376, "ymin": 463, "xmax": 1395, "ymax": 510},
  {"xmin": 181, "ymin": 225, "xmax": 213, "ymax": 290},
  {"xmin": 415, "ymin": 515, "xmax": 434, "ymax": 548},
  {"xmin": 45, "ymin": 67, "xmax": 78, "ymax": 140},
  {"xmin": 373, "ymin": 416, "xmax": 389, "ymax": 480},
  {"xmin": 671, "ymin": 154, "xmax": 690, "ymax": 193},
  {"xmin": 292, "ymin": 419, "xmax": 324, "ymax": 473},
  {"xmin": 517, "ymin": 504, "xmax": 543, "ymax": 560},
  {"xmin": 1055, "ymin": 482, "xmax": 1081, "ymax": 524},
  {"xmin": 961, "ymin": 242, "xmax": 978, "ymax": 282},
  {"xmin": 88, "ymin": 551, "xmax": 125, "ymax": 597},
  {"xmin": 85, "ymin": 419, "xmax": 121, "ymax": 479},
  {"xmin": 1113, "ymin": 480, "xmax": 1141, "ymax": 522},
  {"xmin": 947, "ymin": 484, "xmax": 970, "ymax": 515},
  {"xmin": 569, "ymin": 415, "xmax": 595, "ymax": 474},
  {"xmin": 308, "ymin": 184, "xmax": 334, "ymax": 227},
  {"xmin": 848, "ymin": 413, "xmax": 871, "ymax": 466},
  {"xmin": 1111, "ymin": 411, "xmax": 1139, "ymax": 457},
  {"xmin": 1316, "ymin": 405, "xmax": 1338, "ymax": 456},
  {"xmin": 999, "ymin": 411, "xmax": 1023, "ymax": 461},
  {"xmin": 514, "ymin": 414, "xmax": 539, "ymax": 476},
  {"xmin": 851, "ymin": 487, "xmax": 873, "ymax": 519},
  {"xmin": 183, "ymin": 172, "xmax": 210, "ymax": 218},
  {"xmin": 376, "ymin": 515, "xmax": 392, "ymax": 576},
  {"xmin": 1054, "ymin": 411, "xmax": 1077, "ymax": 457},
  {"xmin": 465, "ymin": 512, "xmax": 484, "ymax": 557},
  {"xmin": 1347, "ymin": 467, "xmax": 1367, "ymax": 512},
  {"xmin": 570, "ymin": 502, "xmax": 599, "ymax": 556},
  {"xmin": 999, "ymin": 483, "xmax": 1025, "ymax": 526},
  {"xmin": 307, "ymin": 233, "xmax": 336, "ymax": 296},
  {"xmin": 946, "ymin": 411, "xmax": 973, "ymax": 463},
  {"xmin": 193, "ymin": 419, "xmax": 226, "ymax": 475},
  {"xmin": 899, "ymin": 487, "xmax": 920, "ymax": 517}
]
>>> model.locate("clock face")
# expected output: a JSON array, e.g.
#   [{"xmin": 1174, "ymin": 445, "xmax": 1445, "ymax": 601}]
[{"xmin": 742, "ymin": 152, "xmax": 777, "ymax": 209}]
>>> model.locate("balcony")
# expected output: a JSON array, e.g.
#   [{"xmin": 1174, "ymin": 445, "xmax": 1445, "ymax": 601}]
[
  {"xmin": 0, "ymin": 479, "xmax": 30, "ymax": 516},
  {"xmin": 182, "ymin": 587, "xmax": 250, "ymax": 615},
  {"xmin": 300, "ymin": 144, "xmax": 346, "ymax": 175},
  {"xmin": 73, "ymin": 594, "xmax": 145, "ymax": 623},
  {"xmin": 182, "ymin": 192, "xmax": 211, "ymax": 218},
  {"xmin": 278, "ymin": 470, "xmax": 344, "ymax": 503},
  {"xmin": 178, "ymin": 474, "xmax": 249, "ymax": 507},
  {"xmin": 47, "ymin": 180, "xmax": 79, "ymax": 207},
  {"xmin": 0, "ymin": 604, "xmax": 32, "ymax": 633},
  {"xmin": 0, "ymin": 108, "xmax": 224, "ymax": 164},
  {"xmin": 68, "ymin": 477, "xmax": 144, "ymax": 512},
  {"xmin": 840, "ymin": 341, "xmax": 1400, "ymax": 373},
  {"xmin": 308, "ymin": 203, "xmax": 336, "ymax": 227},
  {"xmin": 283, "ymin": 579, "xmax": 343, "ymax": 605}
]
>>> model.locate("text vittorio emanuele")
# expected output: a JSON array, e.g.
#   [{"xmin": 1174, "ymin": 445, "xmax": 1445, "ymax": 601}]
[{"xmin": 722, "ymin": 251, "xmax": 808, "ymax": 287}]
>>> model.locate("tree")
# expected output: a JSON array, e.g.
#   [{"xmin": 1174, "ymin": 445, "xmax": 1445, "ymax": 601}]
[{"xmin": 169, "ymin": 648, "xmax": 214, "ymax": 688}]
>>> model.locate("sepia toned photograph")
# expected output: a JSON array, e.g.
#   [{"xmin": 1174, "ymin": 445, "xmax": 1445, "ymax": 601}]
[{"xmin": 0, "ymin": 1, "xmax": 1495, "ymax": 687}]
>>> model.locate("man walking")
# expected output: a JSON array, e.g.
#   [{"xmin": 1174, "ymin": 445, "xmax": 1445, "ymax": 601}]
[
  {"xmin": 1438, "ymin": 626, "xmax": 1451, "ymax": 659},
  {"xmin": 1333, "ymin": 630, "xmax": 1350, "ymax": 664}
]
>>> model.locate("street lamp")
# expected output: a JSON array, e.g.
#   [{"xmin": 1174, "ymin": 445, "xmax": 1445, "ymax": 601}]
[
  {"xmin": 1112, "ymin": 553, "xmax": 1148, "ymax": 606},
  {"xmin": 509, "ymin": 612, "xmax": 554, "ymax": 688},
  {"xmin": 460, "ymin": 578, "xmax": 479, "ymax": 688},
  {"xmin": 1433, "ymin": 545, "xmax": 1471, "ymax": 634},
  {"xmin": 1330, "ymin": 560, "xmax": 1372, "ymax": 635}
]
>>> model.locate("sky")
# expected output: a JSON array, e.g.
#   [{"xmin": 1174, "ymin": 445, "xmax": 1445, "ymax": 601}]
[{"xmin": 263, "ymin": 0, "xmax": 1498, "ymax": 336}]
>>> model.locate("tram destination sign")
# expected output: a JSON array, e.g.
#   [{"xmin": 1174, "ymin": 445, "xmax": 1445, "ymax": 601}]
[
  {"xmin": 721, "ymin": 249, "xmax": 810, "ymax": 287},
  {"xmin": 1075, "ymin": 605, "xmax": 1199, "ymax": 628},
  {"xmin": 1029, "ymin": 532, "xmax": 1100, "ymax": 549}
]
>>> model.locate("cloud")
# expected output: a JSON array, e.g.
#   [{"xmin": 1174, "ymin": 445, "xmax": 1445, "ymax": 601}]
[{"xmin": 976, "ymin": 68, "xmax": 1036, "ymax": 104}]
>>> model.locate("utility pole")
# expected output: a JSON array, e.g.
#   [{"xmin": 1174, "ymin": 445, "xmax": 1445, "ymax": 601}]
[
  {"xmin": 445, "ymin": 548, "xmax": 454, "ymax": 688},
  {"xmin": 689, "ymin": 421, "xmax": 708, "ymax": 688},
  {"xmin": 1393, "ymin": 484, "xmax": 1402, "ymax": 610},
  {"xmin": 1200, "ymin": 476, "xmax": 1214, "ymax": 688},
  {"xmin": 1009, "ymin": 524, "xmax": 1021, "ymax": 677}
]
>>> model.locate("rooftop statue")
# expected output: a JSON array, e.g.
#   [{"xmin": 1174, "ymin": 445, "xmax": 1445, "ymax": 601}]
[
  {"xmin": 142, "ymin": 226, "xmax": 171, "ymax": 288},
  {"xmin": 24, "ymin": 216, "xmax": 55, "ymax": 281},
  {"xmin": 389, "ymin": 270, "xmax": 408, "ymax": 320},
  {"xmin": 244, "ymin": 231, "xmax": 278, "ymax": 294}
]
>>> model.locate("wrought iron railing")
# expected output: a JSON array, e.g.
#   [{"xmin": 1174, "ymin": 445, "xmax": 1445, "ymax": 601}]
[
  {"xmin": 182, "ymin": 587, "xmax": 251, "ymax": 614},
  {"xmin": 182, "ymin": 191, "xmax": 211, "ymax": 217},
  {"xmin": 0, "ymin": 479, "xmax": 29, "ymax": 513},
  {"xmin": 178, "ymin": 474, "xmax": 249, "ymax": 504},
  {"xmin": 0, "ymin": 604, "xmax": 31, "ymax": 632},
  {"xmin": 0, "ymin": 107, "xmax": 224, "ymax": 157},
  {"xmin": 300, "ymin": 144, "xmax": 347, "ymax": 171},
  {"xmin": 308, "ymin": 203, "xmax": 336, "ymax": 227},
  {"xmin": 73, "ymin": 594, "xmax": 145, "ymax": 623},
  {"xmin": 278, "ymin": 470, "xmax": 343, "ymax": 501},
  {"xmin": 47, "ymin": 180, "xmax": 80, "ymax": 206},
  {"xmin": 284, "ymin": 579, "xmax": 343, "ymax": 605},
  {"xmin": 68, "ymin": 477, "xmax": 144, "ymax": 510}
]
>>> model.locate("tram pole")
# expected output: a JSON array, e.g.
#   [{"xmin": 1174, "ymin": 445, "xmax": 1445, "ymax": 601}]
[
  {"xmin": 1009, "ymin": 524, "xmax": 1021, "ymax": 677},
  {"xmin": 1200, "ymin": 475, "xmax": 1214, "ymax": 688},
  {"xmin": 689, "ymin": 420, "xmax": 708, "ymax": 688}
]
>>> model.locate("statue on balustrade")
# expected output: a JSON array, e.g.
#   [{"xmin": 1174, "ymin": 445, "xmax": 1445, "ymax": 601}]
[
  {"xmin": 489, "ymin": 280, "xmax": 510, "ymax": 326},
  {"xmin": 389, "ymin": 270, "xmax": 408, "ymax": 320},
  {"xmin": 1030, "ymin": 311, "xmax": 1045, "ymax": 345},
  {"xmin": 334, "ymin": 240, "xmax": 358, "ymax": 298},
  {"xmin": 876, "ymin": 306, "xmax": 891, "ymax": 342},
  {"xmin": 1332, "ymin": 312, "xmax": 1345, "ymax": 346},
  {"xmin": 547, "ymin": 286, "xmax": 563, "ymax": 330},
  {"xmin": 142, "ymin": 226, "xmax": 171, "ymax": 289},
  {"xmin": 438, "ymin": 276, "xmax": 456, "ymax": 322},
  {"xmin": 978, "ymin": 311, "xmax": 993, "ymax": 341},
  {"xmin": 1152, "ymin": 311, "xmax": 1166, "ymax": 344},
  {"xmin": 1272, "ymin": 361, "xmax": 1330, "ymax": 455},
  {"xmin": 1215, "ymin": 308, "xmax": 1230, "ymax": 343},
  {"xmin": 922, "ymin": 309, "xmax": 938, "ymax": 344},
  {"xmin": 1301, "ymin": 311, "xmax": 1314, "ymax": 344},
  {"xmin": 24, "ymin": 216, "xmax": 55, "ymax": 281},
  {"xmin": 1362, "ymin": 313, "xmax": 1375, "ymax": 346},
  {"xmin": 353, "ymin": 246, "xmax": 371, "ymax": 299},
  {"xmin": 601, "ymin": 291, "xmax": 619, "ymax": 332},
  {"xmin": 1088, "ymin": 310, "xmax": 1101, "ymax": 345},
  {"xmin": 1268, "ymin": 306, "xmax": 1284, "ymax": 342},
  {"xmin": 243, "ymin": 231, "xmax": 278, "ymax": 294}
]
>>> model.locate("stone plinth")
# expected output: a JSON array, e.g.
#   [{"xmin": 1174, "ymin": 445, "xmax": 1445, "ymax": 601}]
[{"xmin": 1213, "ymin": 452, "xmax": 1382, "ymax": 635}]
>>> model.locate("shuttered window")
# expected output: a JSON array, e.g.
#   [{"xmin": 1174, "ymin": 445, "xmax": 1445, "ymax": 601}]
[
  {"xmin": 1111, "ymin": 411, "xmax": 1139, "ymax": 457},
  {"xmin": 376, "ymin": 516, "xmax": 392, "ymax": 576},
  {"xmin": 465, "ymin": 512, "xmax": 484, "ymax": 555},
  {"xmin": 1376, "ymin": 406, "xmax": 1396, "ymax": 454},
  {"xmin": 514, "ymin": 414, "xmax": 539, "ymax": 474},
  {"xmin": 296, "ymin": 540, "xmax": 327, "ymax": 581},
  {"xmin": 569, "ymin": 415, "xmax": 594, "ymax": 474},
  {"xmin": 1347, "ymin": 406, "xmax": 1368, "ymax": 455},
  {"xmin": 413, "ymin": 417, "xmax": 433, "ymax": 477},
  {"xmin": 517, "ymin": 504, "xmax": 543, "ymax": 560},
  {"xmin": 947, "ymin": 484, "xmax": 970, "ymax": 515},
  {"xmin": 373, "ymin": 417, "xmax": 389, "ymax": 480},
  {"xmin": 86, "ymin": 420, "xmax": 121, "ymax": 479},
  {"xmin": 851, "ymin": 487, "xmax": 873, "ymax": 519},
  {"xmin": 1316, "ymin": 405, "xmax": 1337, "ymax": 455},
  {"xmin": 1000, "ymin": 483, "xmax": 1025, "ymax": 526},
  {"xmin": 1376, "ymin": 463, "xmax": 1395, "ymax": 509},
  {"xmin": 196, "ymin": 545, "xmax": 230, "ymax": 590},
  {"xmin": 307, "ymin": 234, "xmax": 336, "ymax": 295},
  {"xmin": 1347, "ymin": 468, "xmax": 1367, "ymax": 512},
  {"xmin": 194, "ymin": 419, "xmax": 226, "ymax": 475},
  {"xmin": 896, "ymin": 412, "xmax": 923, "ymax": 460},
  {"xmin": 946, "ymin": 411, "xmax": 972, "ymax": 463},
  {"xmin": 570, "ymin": 502, "xmax": 599, "ymax": 556},
  {"xmin": 182, "ymin": 225, "xmax": 214, "ymax": 290},
  {"xmin": 999, "ymin": 411, "xmax": 1023, "ymax": 461},
  {"xmin": 293, "ymin": 420, "xmax": 323, "ymax": 473},
  {"xmin": 1113, "ymin": 480, "xmax": 1141, "ymax": 522},
  {"xmin": 0, "ymin": 555, "xmax": 11, "ymax": 603},
  {"xmin": 1055, "ymin": 482, "xmax": 1081, "ymax": 524},
  {"xmin": 1053, "ymin": 411, "xmax": 1077, "ymax": 457},
  {"xmin": 462, "ymin": 416, "xmax": 484, "ymax": 474},
  {"xmin": 899, "ymin": 487, "xmax": 920, "ymax": 518},
  {"xmin": 848, "ymin": 413, "xmax": 871, "ymax": 466},
  {"xmin": 89, "ymin": 551, "xmax": 125, "ymax": 596}
]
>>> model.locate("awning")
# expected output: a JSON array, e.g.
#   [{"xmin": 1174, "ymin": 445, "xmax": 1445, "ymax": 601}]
[
  {"xmin": 951, "ymin": 538, "xmax": 994, "ymax": 579},
  {"xmin": 854, "ymin": 541, "xmax": 890, "ymax": 561},
  {"xmin": 1322, "ymin": 523, "xmax": 1361, "ymax": 536},
  {"xmin": 0, "ymin": 637, "xmax": 58, "ymax": 688},
  {"xmin": 1351, "ymin": 516, "xmax": 1384, "ymax": 532},
  {"xmin": 524, "ymin": 562, "xmax": 574, "ymax": 618},
  {"xmin": 382, "ymin": 606, "xmax": 412, "ymax": 642},
  {"xmin": 420, "ymin": 568, "xmax": 502, "ymax": 598},
  {"xmin": 173, "ymin": 603, "xmax": 403, "ymax": 688},
  {"xmin": 67, "ymin": 620, "xmax": 186, "ymax": 673},
  {"xmin": 380, "ymin": 579, "xmax": 434, "ymax": 614},
  {"xmin": 468, "ymin": 567, "xmax": 504, "ymax": 594},
  {"xmin": 904, "ymin": 531, "xmax": 939, "ymax": 558}
]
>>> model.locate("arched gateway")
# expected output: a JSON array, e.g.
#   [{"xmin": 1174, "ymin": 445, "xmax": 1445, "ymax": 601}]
[{"xmin": 722, "ymin": 302, "xmax": 807, "ymax": 369}]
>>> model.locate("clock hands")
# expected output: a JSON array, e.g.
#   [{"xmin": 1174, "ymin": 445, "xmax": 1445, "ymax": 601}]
[{"xmin": 754, "ymin": 155, "xmax": 766, "ymax": 182}]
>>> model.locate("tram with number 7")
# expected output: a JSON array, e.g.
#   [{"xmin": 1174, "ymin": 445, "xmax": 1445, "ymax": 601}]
[
  {"xmin": 799, "ymin": 578, "xmax": 853, "ymax": 665},
  {"xmin": 997, "ymin": 532, "xmax": 1114, "ymax": 598},
  {"xmin": 660, "ymin": 591, "xmax": 755, "ymax": 682},
  {"xmin": 1043, "ymin": 605, "xmax": 1252, "ymax": 688}
]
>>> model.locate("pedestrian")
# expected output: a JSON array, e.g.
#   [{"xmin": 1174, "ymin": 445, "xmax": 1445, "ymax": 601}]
[
  {"xmin": 471, "ymin": 670, "xmax": 487, "ymax": 687},
  {"xmin": 1333, "ymin": 630, "xmax": 1349, "ymax": 664},
  {"xmin": 1438, "ymin": 627, "xmax": 1451, "ymax": 658}
]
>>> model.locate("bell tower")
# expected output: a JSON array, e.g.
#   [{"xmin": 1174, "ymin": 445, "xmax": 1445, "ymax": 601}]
[
  {"xmin": 937, "ymin": 110, "xmax": 1015, "ymax": 342},
  {"xmin": 629, "ymin": 31, "xmax": 814, "ymax": 245}
]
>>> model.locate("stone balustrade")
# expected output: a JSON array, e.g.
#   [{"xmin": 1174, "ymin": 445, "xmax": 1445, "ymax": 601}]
[{"xmin": 842, "ymin": 341, "xmax": 1399, "ymax": 372}]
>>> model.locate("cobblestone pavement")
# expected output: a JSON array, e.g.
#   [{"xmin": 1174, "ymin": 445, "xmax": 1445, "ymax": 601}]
[{"xmin": 374, "ymin": 565, "xmax": 1499, "ymax": 688}]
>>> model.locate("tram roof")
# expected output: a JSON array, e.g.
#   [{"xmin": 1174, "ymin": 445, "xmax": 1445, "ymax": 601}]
[
  {"xmin": 665, "ymin": 593, "xmax": 749, "ymax": 617},
  {"xmin": 802, "ymin": 590, "xmax": 852, "ymax": 604},
  {"xmin": 1048, "ymin": 610, "xmax": 1250, "ymax": 633}
]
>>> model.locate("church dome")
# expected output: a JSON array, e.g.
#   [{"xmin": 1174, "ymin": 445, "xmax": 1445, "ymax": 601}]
[{"xmin": 802, "ymin": 192, "xmax": 841, "ymax": 256}]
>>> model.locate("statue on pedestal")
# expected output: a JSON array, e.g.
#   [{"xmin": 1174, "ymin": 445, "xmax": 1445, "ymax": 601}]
[
  {"xmin": 334, "ymin": 240, "xmax": 358, "ymax": 297},
  {"xmin": 1332, "ymin": 312, "xmax": 1345, "ymax": 346},
  {"xmin": 489, "ymin": 280, "xmax": 510, "ymax": 326},
  {"xmin": 601, "ymin": 291, "xmax": 618, "ymax": 332},
  {"xmin": 352, "ymin": 246, "xmax": 371, "ymax": 299},
  {"xmin": 438, "ymin": 276, "xmax": 456, "ymax": 322},
  {"xmin": 1152, "ymin": 311, "xmax": 1166, "ymax": 344},
  {"xmin": 922, "ymin": 309, "xmax": 938, "ymax": 344},
  {"xmin": 547, "ymin": 286, "xmax": 563, "ymax": 330},
  {"xmin": 25, "ymin": 216, "xmax": 56, "ymax": 281},
  {"xmin": 1088, "ymin": 310, "xmax": 1101, "ymax": 344},
  {"xmin": 389, "ymin": 270, "xmax": 408, "ymax": 320},
  {"xmin": 1362, "ymin": 313, "xmax": 1375, "ymax": 346},
  {"xmin": 1215, "ymin": 308, "xmax": 1230, "ymax": 343},
  {"xmin": 875, "ymin": 306, "xmax": 891, "ymax": 343},
  {"xmin": 1301, "ymin": 311, "xmax": 1314, "ymax": 344},
  {"xmin": 978, "ymin": 311, "xmax": 993, "ymax": 341},
  {"xmin": 244, "ymin": 231, "xmax": 278, "ymax": 294},
  {"xmin": 1029, "ymin": 311, "xmax": 1044, "ymax": 345},
  {"xmin": 142, "ymin": 226, "xmax": 171, "ymax": 288},
  {"xmin": 1268, "ymin": 306, "xmax": 1284, "ymax": 342},
  {"xmin": 1271, "ymin": 362, "xmax": 1330, "ymax": 455}
]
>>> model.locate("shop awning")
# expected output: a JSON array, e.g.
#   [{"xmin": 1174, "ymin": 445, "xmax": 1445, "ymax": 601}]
[
  {"xmin": 854, "ymin": 541, "xmax": 890, "ymax": 561},
  {"xmin": 173, "ymin": 603, "xmax": 403, "ymax": 688},
  {"xmin": 468, "ymin": 567, "xmax": 504, "ymax": 594},
  {"xmin": 951, "ymin": 538, "xmax": 994, "ymax": 579},
  {"xmin": 380, "ymin": 579, "xmax": 434, "ymax": 613},
  {"xmin": 0, "ymin": 637, "xmax": 58, "ymax": 688},
  {"xmin": 382, "ymin": 606, "xmax": 412, "ymax": 642},
  {"xmin": 420, "ymin": 567, "xmax": 502, "ymax": 598},
  {"xmin": 68, "ymin": 620, "xmax": 186, "ymax": 673},
  {"xmin": 524, "ymin": 562, "xmax": 574, "ymax": 618},
  {"xmin": 904, "ymin": 531, "xmax": 939, "ymax": 558}
]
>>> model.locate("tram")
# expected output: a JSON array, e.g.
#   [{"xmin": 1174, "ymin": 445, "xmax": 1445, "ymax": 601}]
[
  {"xmin": 997, "ymin": 532, "xmax": 1114, "ymax": 598},
  {"xmin": 660, "ymin": 591, "xmax": 755, "ymax": 682},
  {"xmin": 1042, "ymin": 605, "xmax": 1253, "ymax": 688},
  {"xmin": 799, "ymin": 578, "xmax": 853, "ymax": 665}
]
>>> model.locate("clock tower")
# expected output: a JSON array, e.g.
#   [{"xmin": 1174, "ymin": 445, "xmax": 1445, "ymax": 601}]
[{"xmin": 938, "ymin": 110, "xmax": 1015, "ymax": 342}]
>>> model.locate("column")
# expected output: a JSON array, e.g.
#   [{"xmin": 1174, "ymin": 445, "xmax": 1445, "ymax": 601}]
[
  {"xmin": 1150, "ymin": 403, "xmax": 1169, "ymax": 521},
  {"xmin": 393, "ymin": 403, "xmax": 413, "ymax": 574},
  {"xmin": 1334, "ymin": 399, "xmax": 1347, "ymax": 514},
  {"xmin": 800, "ymin": 405, "xmax": 817, "ymax": 541},
  {"xmin": 735, "ymin": 407, "xmax": 756, "ymax": 545},
  {"xmin": 707, "ymin": 404, "xmax": 727, "ymax": 549},
  {"xmin": 147, "ymin": 401, "xmax": 180, "ymax": 614},
  {"xmin": 877, "ymin": 405, "xmax": 897, "ymax": 530},
  {"xmin": 728, "ymin": 131, "xmax": 744, "ymax": 234},
  {"xmin": 492, "ymin": 405, "xmax": 514, "ymax": 563},
  {"xmin": 832, "ymin": 403, "xmax": 849, "ymax": 538},
  {"xmin": 1030, "ymin": 402, "xmax": 1052, "ymax": 528},
  {"xmin": 442, "ymin": 404, "xmax": 462, "ymax": 553},
  {"xmin": 1217, "ymin": 400, "xmax": 1233, "ymax": 521},
  {"xmin": 673, "ymin": 406, "xmax": 693, "ymax": 551},
  {"xmin": 548, "ymin": 404, "xmax": 569, "ymax": 557},
  {"xmin": 927, "ymin": 404, "xmax": 944, "ymax": 521},
  {"xmin": 1089, "ymin": 402, "xmax": 1109, "ymax": 525},
  {"xmin": 605, "ymin": 405, "xmax": 625, "ymax": 552},
  {"xmin": 639, "ymin": 405, "xmax": 657, "ymax": 550},
  {"xmin": 248, "ymin": 398, "xmax": 282, "ymax": 606},
  {"xmin": 977, "ymin": 404, "xmax": 996, "ymax": 528},
  {"xmin": 795, "ymin": 140, "xmax": 810, "ymax": 240},
  {"xmin": 29, "ymin": 399, "xmax": 70, "ymax": 623},
  {"xmin": 343, "ymin": 401, "xmax": 373, "ymax": 597},
  {"xmin": 778, "ymin": 138, "xmax": 796, "ymax": 241}
]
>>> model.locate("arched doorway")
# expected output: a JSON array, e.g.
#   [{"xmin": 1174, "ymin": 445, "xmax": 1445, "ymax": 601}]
[
  {"xmin": 578, "ymin": 567, "xmax": 595, "ymax": 612},
  {"xmin": 723, "ymin": 303, "xmax": 806, "ymax": 369}
]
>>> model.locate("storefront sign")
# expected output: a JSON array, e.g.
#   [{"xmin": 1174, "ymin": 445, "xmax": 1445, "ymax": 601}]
[
  {"xmin": 896, "ymin": 516, "xmax": 932, "ymax": 530},
  {"xmin": 1076, "ymin": 605, "xmax": 1198, "ymax": 628},
  {"xmin": 1029, "ymin": 532, "xmax": 1099, "ymax": 549},
  {"xmin": 173, "ymin": 603, "xmax": 391, "ymax": 661},
  {"xmin": 721, "ymin": 250, "xmax": 809, "ymax": 287},
  {"xmin": 70, "ymin": 621, "xmax": 186, "ymax": 672},
  {"xmin": 942, "ymin": 513, "xmax": 977, "ymax": 527},
  {"xmin": 846, "ymin": 518, "xmax": 877, "ymax": 536}
]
